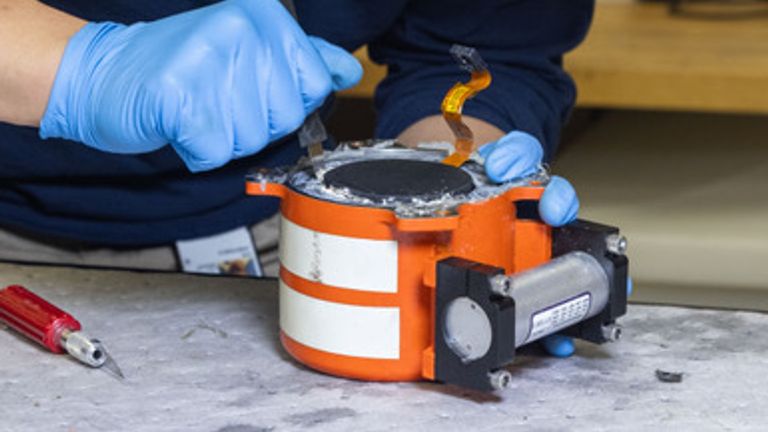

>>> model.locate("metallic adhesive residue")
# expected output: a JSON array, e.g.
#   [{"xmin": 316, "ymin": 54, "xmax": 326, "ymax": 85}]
[{"xmin": 252, "ymin": 140, "xmax": 547, "ymax": 218}]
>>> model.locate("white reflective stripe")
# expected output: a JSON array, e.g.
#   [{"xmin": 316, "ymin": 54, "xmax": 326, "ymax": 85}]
[
  {"xmin": 280, "ymin": 281, "xmax": 400, "ymax": 359},
  {"xmin": 279, "ymin": 217, "xmax": 398, "ymax": 293}
]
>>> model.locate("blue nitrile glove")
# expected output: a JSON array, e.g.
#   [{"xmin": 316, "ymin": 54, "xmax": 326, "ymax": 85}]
[
  {"xmin": 479, "ymin": 130, "xmax": 580, "ymax": 357},
  {"xmin": 40, "ymin": 0, "xmax": 363, "ymax": 172},
  {"xmin": 478, "ymin": 131, "xmax": 579, "ymax": 227}
]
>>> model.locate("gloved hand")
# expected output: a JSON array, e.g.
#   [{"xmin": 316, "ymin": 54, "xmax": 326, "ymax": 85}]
[
  {"xmin": 40, "ymin": 0, "xmax": 363, "ymax": 172},
  {"xmin": 479, "ymin": 130, "xmax": 580, "ymax": 357},
  {"xmin": 478, "ymin": 130, "xmax": 579, "ymax": 227}
]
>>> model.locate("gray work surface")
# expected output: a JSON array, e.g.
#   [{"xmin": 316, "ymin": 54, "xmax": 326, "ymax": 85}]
[{"xmin": 1, "ymin": 263, "xmax": 765, "ymax": 432}]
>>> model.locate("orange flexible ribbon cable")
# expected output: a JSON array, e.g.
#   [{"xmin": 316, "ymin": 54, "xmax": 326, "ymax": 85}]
[{"xmin": 441, "ymin": 45, "xmax": 492, "ymax": 167}]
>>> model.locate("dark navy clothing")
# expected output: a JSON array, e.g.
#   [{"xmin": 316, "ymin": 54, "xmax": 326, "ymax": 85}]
[
  {"xmin": 297, "ymin": 0, "xmax": 593, "ymax": 153},
  {"xmin": 0, "ymin": 0, "xmax": 593, "ymax": 246}
]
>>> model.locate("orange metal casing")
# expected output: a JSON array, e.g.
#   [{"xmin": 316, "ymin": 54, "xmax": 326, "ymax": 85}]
[{"xmin": 245, "ymin": 180, "xmax": 551, "ymax": 382}]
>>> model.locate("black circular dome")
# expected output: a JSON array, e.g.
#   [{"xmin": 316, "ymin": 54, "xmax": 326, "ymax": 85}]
[{"xmin": 323, "ymin": 159, "xmax": 475, "ymax": 202}]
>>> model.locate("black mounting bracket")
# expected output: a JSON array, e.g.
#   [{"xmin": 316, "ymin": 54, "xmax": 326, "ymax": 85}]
[
  {"xmin": 433, "ymin": 258, "xmax": 515, "ymax": 392},
  {"xmin": 553, "ymin": 219, "xmax": 629, "ymax": 343}
]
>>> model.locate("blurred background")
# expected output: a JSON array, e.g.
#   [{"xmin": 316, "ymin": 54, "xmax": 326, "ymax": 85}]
[{"xmin": 326, "ymin": 0, "xmax": 768, "ymax": 311}]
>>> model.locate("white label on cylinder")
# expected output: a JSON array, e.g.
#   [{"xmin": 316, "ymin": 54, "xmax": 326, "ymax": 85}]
[
  {"xmin": 526, "ymin": 293, "xmax": 592, "ymax": 344},
  {"xmin": 279, "ymin": 217, "xmax": 399, "ymax": 293},
  {"xmin": 279, "ymin": 281, "xmax": 400, "ymax": 359}
]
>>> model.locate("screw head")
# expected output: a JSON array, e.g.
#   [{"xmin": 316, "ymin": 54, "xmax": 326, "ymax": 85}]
[
  {"xmin": 601, "ymin": 324, "xmax": 622, "ymax": 342},
  {"xmin": 489, "ymin": 275, "xmax": 511, "ymax": 297},
  {"xmin": 606, "ymin": 234, "xmax": 628, "ymax": 255},
  {"xmin": 488, "ymin": 369, "xmax": 513, "ymax": 390}
]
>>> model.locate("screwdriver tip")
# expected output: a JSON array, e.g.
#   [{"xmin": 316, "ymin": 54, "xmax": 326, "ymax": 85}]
[{"xmin": 102, "ymin": 354, "xmax": 125, "ymax": 380}]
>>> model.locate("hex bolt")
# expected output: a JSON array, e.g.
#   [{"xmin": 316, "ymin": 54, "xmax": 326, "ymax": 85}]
[
  {"xmin": 606, "ymin": 234, "xmax": 628, "ymax": 255},
  {"xmin": 601, "ymin": 324, "xmax": 622, "ymax": 342},
  {"xmin": 488, "ymin": 369, "xmax": 513, "ymax": 390},
  {"xmin": 488, "ymin": 275, "xmax": 511, "ymax": 297}
]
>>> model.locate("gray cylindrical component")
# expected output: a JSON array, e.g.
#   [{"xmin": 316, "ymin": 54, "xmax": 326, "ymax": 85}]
[
  {"xmin": 509, "ymin": 251, "xmax": 610, "ymax": 347},
  {"xmin": 444, "ymin": 297, "xmax": 494, "ymax": 362}
]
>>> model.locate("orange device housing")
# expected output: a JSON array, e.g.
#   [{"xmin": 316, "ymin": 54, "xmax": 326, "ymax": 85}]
[{"xmin": 246, "ymin": 173, "xmax": 551, "ymax": 383}]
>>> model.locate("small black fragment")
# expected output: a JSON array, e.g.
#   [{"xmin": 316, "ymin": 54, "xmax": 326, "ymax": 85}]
[{"xmin": 655, "ymin": 369, "xmax": 683, "ymax": 383}]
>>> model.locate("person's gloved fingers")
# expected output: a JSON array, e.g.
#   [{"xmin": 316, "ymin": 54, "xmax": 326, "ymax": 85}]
[
  {"xmin": 235, "ymin": 0, "xmax": 297, "ymax": 26},
  {"xmin": 172, "ymin": 128, "xmax": 235, "ymax": 172},
  {"xmin": 195, "ymin": 4, "xmax": 271, "ymax": 158},
  {"xmin": 231, "ymin": 82, "xmax": 270, "ymax": 158},
  {"xmin": 293, "ymin": 36, "xmax": 334, "ymax": 115},
  {"xmin": 309, "ymin": 36, "xmax": 364, "ymax": 92},
  {"xmin": 231, "ymin": 47, "xmax": 270, "ymax": 158},
  {"xmin": 483, "ymin": 146, "xmax": 538, "ymax": 183},
  {"xmin": 539, "ymin": 176, "xmax": 579, "ymax": 227},
  {"xmin": 265, "ymin": 56, "xmax": 307, "ymax": 142},
  {"xmin": 479, "ymin": 131, "xmax": 543, "ymax": 183},
  {"xmin": 476, "ymin": 139, "xmax": 497, "ymax": 160},
  {"xmin": 541, "ymin": 334, "xmax": 576, "ymax": 358},
  {"xmin": 171, "ymin": 95, "xmax": 235, "ymax": 172},
  {"xmin": 627, "ymin": 276, "xmax": 634, "ymax": 297}
]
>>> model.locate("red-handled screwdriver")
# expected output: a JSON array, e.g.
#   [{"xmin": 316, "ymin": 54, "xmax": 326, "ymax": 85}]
[{"xmin": 0, "ymin": 285, "xmax": 124, "ymax": 379}]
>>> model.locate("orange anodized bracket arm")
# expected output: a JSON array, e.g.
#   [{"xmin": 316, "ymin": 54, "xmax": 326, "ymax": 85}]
[{"xmin": 441, "ymin": 45, "xmax": 492, "ymax": 168}]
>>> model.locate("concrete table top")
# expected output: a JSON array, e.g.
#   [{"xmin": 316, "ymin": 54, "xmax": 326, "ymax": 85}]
[{"xmin": 0, "ymin": 262, "xmax": 765, "ymax": 432}]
